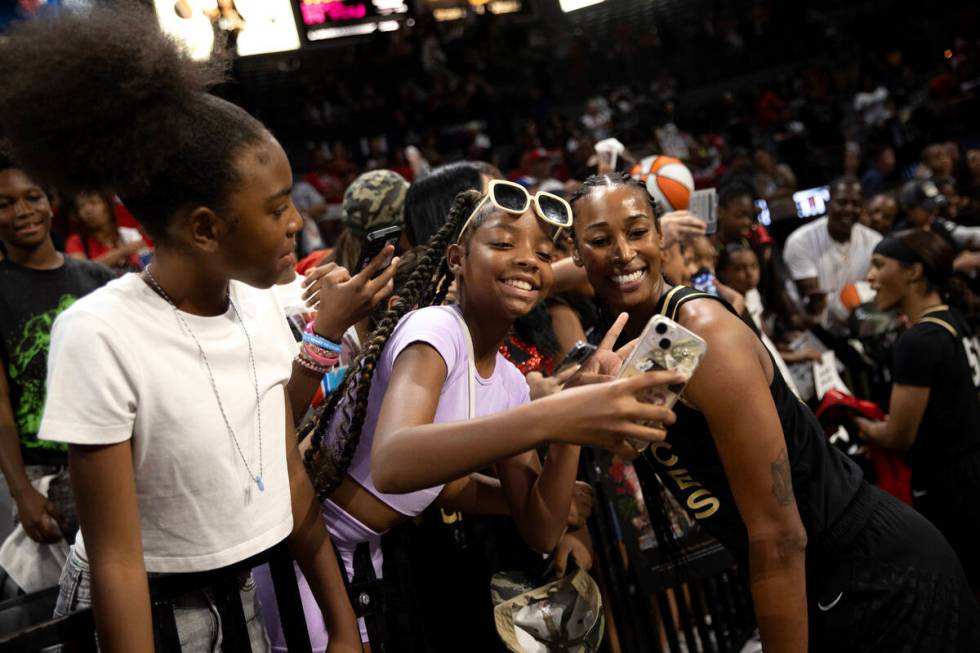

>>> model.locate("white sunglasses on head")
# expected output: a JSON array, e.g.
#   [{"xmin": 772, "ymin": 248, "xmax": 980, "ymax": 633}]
[{"xmin": 457, "ymin": 180, "xmax": 573, "ymax": 244}]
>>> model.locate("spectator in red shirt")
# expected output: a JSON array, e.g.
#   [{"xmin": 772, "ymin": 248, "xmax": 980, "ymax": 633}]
[
  {"xmin": 64, "ymin": 191, "xmax": 149, "ymax": 274},
  {"xmin": 717, "ymin": 181, "xmax": 773, "ymax": 250}
]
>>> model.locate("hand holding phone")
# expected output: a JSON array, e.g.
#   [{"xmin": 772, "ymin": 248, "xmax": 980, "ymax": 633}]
[
  {"xmin": 302, "ymin": 246, "xmax": 399, "ymax": 341},
  {"xmin": 617, "ymin": 315, "xmax": 707, "ymax": 451},
  {"xmin": 358, "ymin": 225, "xmax": 402, "ymax": 277}
]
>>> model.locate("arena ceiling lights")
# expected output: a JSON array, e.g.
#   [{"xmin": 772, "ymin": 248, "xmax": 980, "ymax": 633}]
[
  {"xmin": 422, "ymin": 0, "xmax": 527, "ymax": 22},
  {"xmin": 559, "ymin": 0, "xmax": 606, "ymax": 11}
]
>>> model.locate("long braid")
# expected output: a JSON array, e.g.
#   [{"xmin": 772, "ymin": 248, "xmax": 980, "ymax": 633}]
[{"xmin": 306, "ymin": 190, "xmax": 483, "ymax": 499}]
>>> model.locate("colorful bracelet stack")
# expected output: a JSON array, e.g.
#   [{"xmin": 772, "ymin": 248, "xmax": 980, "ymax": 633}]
[{"xmin": 295, "ymin": 323, "xmax": 342, "ymax": 374}]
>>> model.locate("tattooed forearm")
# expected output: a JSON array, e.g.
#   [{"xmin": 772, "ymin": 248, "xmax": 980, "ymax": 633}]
[{"xmin": 770, "ymin": 448, "xmax": 794, "ymax": 506}]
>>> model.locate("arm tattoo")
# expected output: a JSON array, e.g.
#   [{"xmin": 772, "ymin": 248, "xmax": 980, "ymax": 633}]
[{"xmin": 770, "ymin": 448, "xmax": 794, "ymax": 506}]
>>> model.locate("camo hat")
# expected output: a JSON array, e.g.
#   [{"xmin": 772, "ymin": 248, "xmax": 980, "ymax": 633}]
[
  {"xmin": 342, "ymin": 169, "xmax": 409, "ymax": 240},
  {"xmin": 492, "ymin": 569, "xmax": 604, "ymax": 653}
]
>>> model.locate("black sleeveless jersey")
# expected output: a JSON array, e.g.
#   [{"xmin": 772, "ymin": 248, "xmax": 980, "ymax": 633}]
[
  {"xmin": 635, "ymin": 287, "xmax": 865, "ymax": 563},
  {"xmin": 892, "ymin": 305, "xmax": 980, "ymax": 488}
]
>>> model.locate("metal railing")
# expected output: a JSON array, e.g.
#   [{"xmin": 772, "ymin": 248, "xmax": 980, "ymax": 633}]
[{"xmin": 583, "ymin": 449, "xmax": 757, "ymax": 653}]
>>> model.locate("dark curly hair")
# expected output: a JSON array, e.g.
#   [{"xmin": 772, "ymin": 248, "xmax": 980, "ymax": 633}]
[
  {"xmin": 66, "ymin": 191, "xmax": 120, "ymax": 237},
  {"xmin": 0, "ymin": 2, "xmax": 266, "ymax": 243},
  {"xmin": 717, "ymin": 179, "xmax": 755, "ymax": 209},
  {"xmin": 0, "ymin": 141, "xmax": 16, "ymax": 173},
  {"xmin": 304, "ymin": 190, "xmax": 484, "ymax": 498}
]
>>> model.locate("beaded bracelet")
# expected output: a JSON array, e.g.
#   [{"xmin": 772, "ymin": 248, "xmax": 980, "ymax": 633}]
[
  {"xmin": 295, "ymin": 350, "xmax": 331, "ymax": 375},
  {"xmin": 302, "ymin": 341, "xmax": 340, "ymax": 368},
  {"xmin": 303, "ymin": 323, "xmax": 343, "ymax": 353}
]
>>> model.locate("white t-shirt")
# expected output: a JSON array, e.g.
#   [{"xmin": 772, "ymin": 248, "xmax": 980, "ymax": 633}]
[
  {"xmin": 39, "ymin": 274, "xmax": 295, "ymax": 573},
  {"xmin": 783, "ymin": 217, "xmax": 882, "ymax": 328}
]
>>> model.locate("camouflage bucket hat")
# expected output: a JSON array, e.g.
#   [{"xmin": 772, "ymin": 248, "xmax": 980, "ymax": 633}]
[
  {"xmin": 492, "ymin": 569, "xmax": 605, "ymax": 653},
  {"xmin": 343, "ymin": 169, "xmax": 409, "ymax": 240}
]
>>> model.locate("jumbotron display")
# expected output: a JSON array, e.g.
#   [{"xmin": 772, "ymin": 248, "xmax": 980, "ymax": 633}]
[
  {"xmin": 295, "ymin": 0, "xmax": 409, "ymax": 42},
  {"xmin": 154, "ymin": 0, "xmax": 300, "ymax": 60}
]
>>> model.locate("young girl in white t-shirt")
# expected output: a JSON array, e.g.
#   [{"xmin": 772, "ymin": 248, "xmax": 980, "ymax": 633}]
[{"xmin": 0, "ymin": 6, "xmax": 373, "ymax": 651}]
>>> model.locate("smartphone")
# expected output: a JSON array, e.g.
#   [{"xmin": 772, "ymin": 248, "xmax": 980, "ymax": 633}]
[
  {"xmin": 357, "ymin": 225, "xmax": 402, "ymax": 276},
  {"xmin": 617, "ymin": 315, "xmax": 708, "ymax": 451},
  {"xmin": 688, "ymin": 188, "xmax": 718, "ymax": 235},
  {"xmin": 555, "ymin": 341, "xmax": 597, "ymax": 374}
]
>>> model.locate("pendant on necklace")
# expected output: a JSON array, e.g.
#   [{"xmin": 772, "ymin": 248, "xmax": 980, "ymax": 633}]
[{"xmin": 256, "ymin": 476, "xmax": 265, "ymax": 493}]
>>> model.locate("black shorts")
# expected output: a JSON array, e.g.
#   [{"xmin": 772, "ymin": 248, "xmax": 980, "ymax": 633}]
[
  {"xmin": 808, "ymin": 485, "xmax": 980, "ymax": 652},
  {"xmin": 913, "ymin": 452, "xmax": 980, "ymax": 592}
]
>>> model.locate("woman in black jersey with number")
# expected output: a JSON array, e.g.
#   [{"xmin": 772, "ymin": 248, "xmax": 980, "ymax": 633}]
[
  {"xmin": 569, "ymin": 173, "xmax": 979, "ymax": 652},
  {"xmin": 858, "ymin": 230, "xmax": 980, "ymax": 596}
]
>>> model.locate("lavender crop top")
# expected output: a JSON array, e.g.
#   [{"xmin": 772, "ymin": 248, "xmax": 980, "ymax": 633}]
[{"xmin": 328, "ymin": 305, "xmax": 530, "ymax": 519}]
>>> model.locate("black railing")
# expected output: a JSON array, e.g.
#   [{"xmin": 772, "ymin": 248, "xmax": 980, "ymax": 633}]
[
  {"xmin": 0, "ymin": 540, "xmax": 311, "ymax": 653},
  {"xmin": 583, "ymin": 449, "xmax": 757, "ymax": 653},
  {"xmin": 2, "ymin": 474, "xmax": 757, "ymax": 653}
]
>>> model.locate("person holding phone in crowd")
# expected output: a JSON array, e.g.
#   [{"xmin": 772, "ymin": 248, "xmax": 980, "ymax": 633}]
[
  {"xmin": 568, "ymin": 172, "xmax": 979, "ymax": 652},
  {"xmin": 859, "ymin": 229, "xmax": 980, "ymax": 596},
  {"xmin": 0, "ymin": 7, "xmax": 364, "ymax": 650}
]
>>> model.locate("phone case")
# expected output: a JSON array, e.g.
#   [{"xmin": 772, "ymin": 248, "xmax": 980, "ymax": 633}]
[
  {"xmin": 358, "ymin": 227, "xmax": 402, "ymax": 273},
  {"xmin": 688, "ymin": 188, "xmax": 718, "ymax": 235},
  {"xmin": 617, "ymin": 314, "xmax": 708, "ymax": 451}
]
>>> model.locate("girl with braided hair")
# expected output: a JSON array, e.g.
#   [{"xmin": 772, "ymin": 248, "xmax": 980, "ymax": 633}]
[
  {"xmin": 278, "ymin": 184, "xmax": 683, "ymax": 651},
  {"xmin": 0, "ymin": 4, "xmax": 363, "ymax": 651},
  {"xmin": 570, "ymin": 172, "xmax": 979, "ymax": 652}
]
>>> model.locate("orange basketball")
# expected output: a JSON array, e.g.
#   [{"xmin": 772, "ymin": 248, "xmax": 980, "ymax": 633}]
[{"xmin": 629, "ymin": 155, "xmax": 695, "ymax": 212}]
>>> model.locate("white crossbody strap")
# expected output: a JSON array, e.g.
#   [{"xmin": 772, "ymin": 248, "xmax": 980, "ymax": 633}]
[{"xmin": 449, "ymin": 305, "xmax": 477, "ymax": 419}]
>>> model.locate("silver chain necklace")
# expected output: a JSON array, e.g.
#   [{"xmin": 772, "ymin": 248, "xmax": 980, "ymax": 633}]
[{"xmin": 143, "ymin": 267, "xmax": 265, "ymax": 492}]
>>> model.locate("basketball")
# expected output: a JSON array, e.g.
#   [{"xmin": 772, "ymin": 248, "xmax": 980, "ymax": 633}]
[{"xmin": 629, "ymin": 155, "xmax": 695, "ymax": 212}]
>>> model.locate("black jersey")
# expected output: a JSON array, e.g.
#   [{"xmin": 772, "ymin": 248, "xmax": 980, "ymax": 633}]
[
  {"xmin": 635, "ymin": 286, "xmax": 865, "ymax": 563},
  {"xmin": 892, "ymin": 304, "xmax": 980, "ymax": 489}
]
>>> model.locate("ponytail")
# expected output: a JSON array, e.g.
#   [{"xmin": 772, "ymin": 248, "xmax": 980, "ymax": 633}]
[
  {"xmin": 944, "ymin": 277, "xmax": 980, "ymax": 326},
  {"xmin": 0, "ymin": 3, "xmax": 265, "ymax": 243}
]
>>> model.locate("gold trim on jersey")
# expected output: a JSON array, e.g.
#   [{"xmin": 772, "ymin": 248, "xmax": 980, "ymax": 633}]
[
  {"xmin": 917, "ymin": 317, "xmax": 958, "ymax": 338},
  {"xmin": 917, "ymin": 304, "xmax": 949, "ymax": 318}
]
